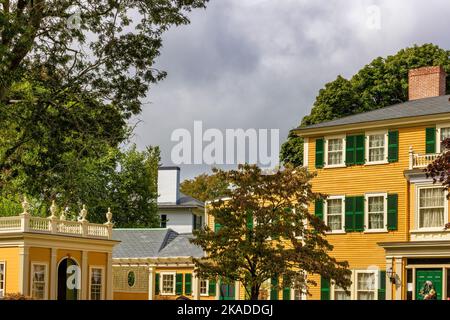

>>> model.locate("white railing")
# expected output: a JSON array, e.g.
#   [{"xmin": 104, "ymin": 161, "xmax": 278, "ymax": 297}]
[
  {"xmin": 0, "ymin": 199, "xmax": 113, "ymax": 239},
  {"xmin": 0, "ymin": 216, "xmax": 22, "ymax": 231},
  {"xmin": 29, "ymin": 217, "xmax": 51, "ymax": 232},
  {"xmin": 57, "ymin": 220, "xmax": 83, "ymax": 236},
  {"xmin": 409, "ymin": 146, "xmax": 440, "ymax": 169}
]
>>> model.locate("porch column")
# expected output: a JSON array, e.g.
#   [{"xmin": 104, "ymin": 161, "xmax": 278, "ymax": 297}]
[
  {"xmin": 148, "ymin": 266, "xmax": 155, "ymax": 300},
  {"xmin": 81, "ymin": 251, "xmax": 88, "ymax": 300},
  {"xmin": 234, "ymin": 281, "xmax": 240, "ymax": 300},
  {"xmin": 385, "ymin": 257, "xmax": 393, "ymax": 300},
  {"xmin": 192, "ymin": 272, "xmax": 200, "ymax": 300},
  {"xmin": 394, "ymin": 256, "xmax": 403, "ymax": 300},
  {"xmin": 50, "ymin": 248, "xmax": 57, "ymax": 299},
  {"xmin": 106, "ymin": 252, "xmax": 113, "ymax": 300},
  {"xmin": 18, "ymin": 246, "xmax": 29, "ymax": 296}
]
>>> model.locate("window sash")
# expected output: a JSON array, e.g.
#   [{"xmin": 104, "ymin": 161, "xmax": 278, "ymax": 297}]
[
  {"xmin": 326, "ymin": 198, "xmax": 343, "ymax": 231},
  {"xmin": 367, "ymin": 134, "xmax": 386, "ymax": 163},
  {"xmin": 162, "ymin": 274, "xmax": 175, "ymax": 294},
  {"xmin": 0, "ymin": 263, "xmax": 5, "ymax": 298},
  {"xmin": 356, "ymin": 272, "xmax": 376, "ymax": 300},
  {"xmin": 418, "ymin": 187, "xmax": 446, "ymax": 229},
  {"xmin": 31, "ymin": 264, "xmax": 47, "ymax": 300},
  {"xmin": 200, "ymin": 280, "xmax": 208, "ymax": 296},
  {"xmin": 90, "ymin": 268, "xmax": 103, "ymax": 300},
  {"xmin": 367, "ymin": 196, "xmax": 385, "ymax": 230},
  {"xmin": 327, "ymin": 138, "xmax": 344, "ymax": 165}
]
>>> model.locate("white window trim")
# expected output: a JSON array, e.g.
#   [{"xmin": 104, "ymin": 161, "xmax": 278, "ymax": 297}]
[
  {"xmin": 436, "ymin": 124, "xmax": 450, "ymax": 154},
  {"xmin": 324, "ymin": 195, "xmax": 346, "ymax": 234},
  {"xmin": 89, "ymin": 266, "xmax": 105, "ymax": 300},
  {"xmin": 324, "ymin": 135, "xmax": 346, "ymax": 168},
  {"xmin": 414, "ymin": 184, "xmax": 449, "ymax": 231},
  {"xmin": 0, "ymin": 261, "xmax": 5, "ymax": 298},
  {"xmin": 303, "ymin": 138, "xmax": 309, "ymax": 168},
  {"xmin": 199, "ymin": 279, "xmax": 209, "ymax": 296},
  {"xmin": 160, "ymin": 272, "xmax": 176, "ymax": 296},
  {"xmin": 365, "ymin": 130, "xmax": 388, "ymax": 165},
  {"xmin": 30, "ymin": 261, "xmax": 49, "ymax": 300},
  {"xmin": 355, "ymin": 270, "xmax": 378, "ymax": 300},
  {"xmin": 364, "ymin": 193, "xmax": 388, "ymax": 233}
]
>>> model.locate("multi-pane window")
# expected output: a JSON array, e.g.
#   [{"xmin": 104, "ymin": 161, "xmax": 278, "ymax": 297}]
[
  {"xmin": 327, "ymin": 198, "xmax": 343, "ymax": 231},
  {"xmin": 327, "ymin": 138, "xmax": 344, "ymax": 166},
  {"xmin": 31, "ymin": 264, "xmax": 47, "ymax": 300},
  {"xmin": 90, "ymin": 268, "xmax": 103, "ymax": 300},
  {"xmin": 334, "ymin": 284, "xmax": 351, "ymax": 300},
  {"xmin": 419, "ymin": 187, "xmax": 446, "ymax": 229},
  {"xmin": 440, "ymin": 127, "xmax": 450, "ymax": 152},
  {"xmin": 200, "ymin": 280, "xmax": 208, "ymax": 296},
  {"xmin": 356, "ymin": 272, "xmax": 376, "ymax": 300},
  {"xmin": 161, "ymin": 273, "xmax": 175, "ymax": 295},
  {"xmin": 368, "ymin": 134, "xmax": 385, "ymax": 162},
  {"xmin": 0, "ymin": 263, "xmax": 5, "ymax": 298},
  {"xmin": 367, "ymin": 196, "xmax": 385, "ymax": 230}
]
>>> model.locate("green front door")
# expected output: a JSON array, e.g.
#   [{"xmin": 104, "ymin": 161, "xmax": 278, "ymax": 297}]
[
  {"xmin": 416, "ymin": 269, "xmax": 442, "ymax": 300},
  {"xmin": 219, "ymin": 281, "xmax": 235, "ymax": 300}
]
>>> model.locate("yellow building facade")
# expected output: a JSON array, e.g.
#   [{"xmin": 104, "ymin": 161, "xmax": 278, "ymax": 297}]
[
  {"xmin": 0, "ymin": 200, "xmax": 118, "ymax": 300},
  {"xmin": 294, "ymin": 66, "xmax": 450, "ymax": 300}
]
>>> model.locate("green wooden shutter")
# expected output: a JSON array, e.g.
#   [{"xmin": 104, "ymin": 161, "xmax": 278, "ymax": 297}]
[
  {"xmin": 282, "ymin": 275, "xmax": 291, "ymax": 300},
  {"xmin": 214, "ymin": 222, "xmax": 222, "ymax": 232},
  {"xmin": 345, "ymin": 135, "xmax": 355, "ymax": 166},
  {"xmin": 388, "ymin": 131, "xmax": 399, "ymax": 163},
  {"xmin": 270, "ymin": 277, "xmax": 278, "ymax": 300},
  {"xmin": 246, "ymin": 212, "xmax": 253, "ymax": 230},
  {"xmin": 209, "ymin": 280, "xmax": 216, "ymax": 296},
  {"xmin": 355, "ymin": 135, "xmax": 365, "ymax": 165},
  {"xmin": 345, "ymin": 197, "xmax": 355, "ymax": 232},
  {"xmin": 155, "ymin": 273, "xmax": 160, "ymax": 295},
  {"xmin": 387, "ymin": 194, "xmax": 398, "ymax": 231},
  {"xmin": 354, "ymin": 196, "xmax": 364, "ymax": 231},
  {"xmin": 378, "ymin": 271, "xmax": 386, "ymax": 300},
  {"xmin": 426, "ymin": 127, "xmax": 436, "ymax": 154},
  {"xmin": 315, "ymin": 199, "xmax": 324, "ymax": 220},
  {"xmin": 320, "ymin": 276, "xmax": 330, "ymax": 300},
  {"xmin": 184, "ymin": 273, "xmax": 192, "ymax": 295},
  {"xmin": 315, "ymin": 138, "xmax": 324, "ymax": 168},
  {"xmin": 176, "ymin": 273, "xmax": 183, "ymax": 295}
]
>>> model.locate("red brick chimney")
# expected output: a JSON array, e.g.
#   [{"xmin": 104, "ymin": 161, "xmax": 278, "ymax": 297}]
[{"xmin": 408, "ymin": 66, "xmax": 447, "ymax": 101}]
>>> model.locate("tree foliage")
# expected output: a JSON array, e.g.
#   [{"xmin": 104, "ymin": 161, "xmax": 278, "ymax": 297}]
[
  {"xmin": 180, "ymin": 172, "xmax": 229, "ymax": 202},
  {"xmin": 281, "ymin": 44, "xmax": 450, "ymax": 167},
  {"xmin": 191, "ymin": 164, "xmax": 351, "ymax": 300}
]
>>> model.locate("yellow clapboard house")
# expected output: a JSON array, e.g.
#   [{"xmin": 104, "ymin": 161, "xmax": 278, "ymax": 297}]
[
  {"xmin": 293, "ymin": 66, "xmax": 450, "ymax": 300},
  {"xmin": 0, "ymin": 199, "xmax": 118, "ymax": 300}
]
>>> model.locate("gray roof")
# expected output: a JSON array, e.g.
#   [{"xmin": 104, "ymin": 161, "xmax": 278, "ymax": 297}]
[
  {"xmin": 112, "ymin": 228, "xmax": 204, "ymax": 259},
  {"xmin": 296, "ymin": 95, "xmax": 450, "ymax": 132},
  {"xmin": 158, "ymin": 192, "xmax": 204, "ymax": 209}
]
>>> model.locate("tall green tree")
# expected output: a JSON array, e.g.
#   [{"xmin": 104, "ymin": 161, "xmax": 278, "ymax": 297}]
[
  {"xmin": 180, "ymin": 172, "xmax": 229, "ymax": 202},
  {"xmin": 281, "ymin": 43, "xmax": 450, "ymax": 166},
  {"xmin": 191, "ymin": 164, "xmax": 351, "ymax": 300}
]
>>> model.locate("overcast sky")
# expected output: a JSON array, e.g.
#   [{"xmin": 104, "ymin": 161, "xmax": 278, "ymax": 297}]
[{"xmin": 130, "ymin": 0, "xmax": 450, "ymax": 181}]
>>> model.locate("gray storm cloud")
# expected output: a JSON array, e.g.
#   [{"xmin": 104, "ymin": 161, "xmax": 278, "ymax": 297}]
[{"xmin": 131, "ymin": 0, "xmax": 450, "ymax": 180}]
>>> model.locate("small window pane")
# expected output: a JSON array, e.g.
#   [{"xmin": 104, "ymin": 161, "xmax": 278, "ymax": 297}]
[
  {"xmin": 0, "ymin": 263, "xmax": 5, "ymax": 298},
  {"xmin": 441, "ymin": 128, "xmax": 450, "ymax": 151},
  {"xmin": 357, "ymin": 272, "xmax": 376, "ymax": 300},
  {"xmin": 200, "ymin": 280, "xmax": 208, "ymax": 295}
]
